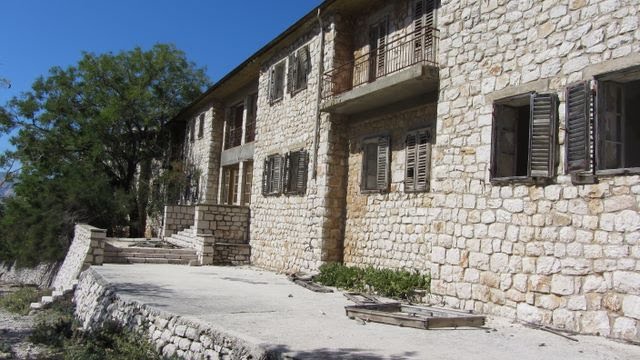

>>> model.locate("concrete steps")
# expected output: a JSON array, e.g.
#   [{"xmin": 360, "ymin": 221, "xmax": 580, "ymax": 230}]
[{"xmin": 103, "ymin": 243, "xmax": 197, "ymax": 265}]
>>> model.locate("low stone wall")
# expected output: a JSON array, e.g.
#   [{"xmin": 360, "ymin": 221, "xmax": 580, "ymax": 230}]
[
  {"xmin": 194, "ymin": 205, "xmax": 250, "ymax": 244},
  {"xmin": 213, "ymin": 244, "xmax": 251, "ymax": 265},
  {"xmin": 162, "ymin": 205, "xmax": 195, "ymax": 239},
  {"xmin": 74, "ymin": 268, "xmax": 268, "ymax": 359},
  {"xmin": 51, "ymin": 224, "xmax": 106, "ymax": 294}
]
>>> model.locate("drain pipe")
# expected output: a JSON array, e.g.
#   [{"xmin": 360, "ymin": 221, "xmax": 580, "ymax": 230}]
[{"xmin": 312, "ymin": 8, "xmax": 325, "ymax": 180}]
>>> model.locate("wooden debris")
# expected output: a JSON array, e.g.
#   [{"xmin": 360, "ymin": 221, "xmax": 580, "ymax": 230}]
[
  {"xmin": 288, "ymin": 274, "xmax": 333, "ymax": 293},
  {"xmin": 345, "ymin": 303, "xmax": 485, "ymax": 330},
  {"xmin": 344, "ymin": 292, "xmax": 380, "ymax": 305}
]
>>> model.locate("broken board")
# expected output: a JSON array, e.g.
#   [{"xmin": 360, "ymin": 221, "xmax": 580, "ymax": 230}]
[{"xmin": 345, "ymin": 303, "xmax": 485, "ymax": 329}]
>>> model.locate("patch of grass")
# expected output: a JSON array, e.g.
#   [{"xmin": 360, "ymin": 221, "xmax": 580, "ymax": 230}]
[
  {"xmin": 0, "ymin": 286, "xmax": 49, "ymax": 315},
  {"xmin": 315, "ymin": 263, "xmax": 430, "ymax": 300}
]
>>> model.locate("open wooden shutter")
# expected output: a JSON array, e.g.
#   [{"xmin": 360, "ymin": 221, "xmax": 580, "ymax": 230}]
[
  {"xmin": 376, "ymin": 136, "xmax": 390, "ymax": 191},
  {"xmin": 565, "ymin": 81, "xmax": 592, "ymax": 173},
  {"xmin": 269, "ymin": 67, "xmax": 277, "ymax": 103},
  {"xmin": 262, "ymin": 159, "xmax": 269, "ymax": 195},
  {"xmin": 405, "ymin": 132, "xmax": 417, "ymax": 190},
  {"xmin": 298, "ymin": 46, "xmax": 310, "ymax": 90},
  {"xmin": 529, "ymin": 93, "xmax": 557, "ymax": 178},
  {"xmin": 415, "ymin": 130, "xmax": 431, "ymax": 191},
  {"xmin": 377, "ymin": 20, "xmax": 387, "ymax": 77},
  {"xmin": 296, "ymin": 150, "xmax": 309, "ymax": 194},
  {"xmin": 414, "ymin": 0, "xmax": 425, "ymax": 61},
  {"xmin": 273, "ymin": 155, "xmax": 283, "ymax": 194}
]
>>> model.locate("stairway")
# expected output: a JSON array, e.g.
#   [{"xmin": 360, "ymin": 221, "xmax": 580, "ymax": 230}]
[
  {"xmin": 165, "ymin": 226, "xmax": 198, "ymax": 249},
  {"xmin": 103, "ymin": 243, "xmax": 197, "ymax": 265}
]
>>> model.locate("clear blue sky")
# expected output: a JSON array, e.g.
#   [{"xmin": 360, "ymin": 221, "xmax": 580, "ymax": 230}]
[{"xmin": 0, "ymin": 0, "xmax": 323, "ymax": 151}]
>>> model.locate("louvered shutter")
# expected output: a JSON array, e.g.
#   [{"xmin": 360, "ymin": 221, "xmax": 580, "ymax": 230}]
[
  {"xmin": 298, "ymin": 46, "xmax": 310, "ymax": 90},
  {"xmin": 283, "ymin": 152, "xmax": 291, "ymax": 193},
  {"xmin": 287, "ymin": 54, "xmax": 296, "ymax": 94},
  {"xmin": 269, "ymin": 67, "xmax": 276, "ymax": 103},
  {"xmin": 376, "ymin": 136, "xmax": 390, "ymax": 191},
  {"xmin": 415, "ymin": 130, "xmax": 431, "ymax": 191},
  {"xmin": 529, "ymin": 93, "xmax": 557, "ymax": 178},
  {"xmin": 414, "ymin": 0, "xmax": 424, "ymax": 61},
  {"xmin": 262, "ymin": 159, "xmax": 269, "ymax": 195},
  {"xmin": 273, "ymin": 155, "xmax": 283, "ymax": 194},
  {"xmin": 296, "ymin": 150, "xmax": 308, "ymax": 194},
  {"xmin": 565, "ymin": 81, "xmax": 591, "ymax": 173},
  {"xmin": 377, "ymin": 21, "xmax": 387, "ymax": 77},
  {"xmin": 405, "ymin": 132, "xmax": 417, "ymax": 190}
]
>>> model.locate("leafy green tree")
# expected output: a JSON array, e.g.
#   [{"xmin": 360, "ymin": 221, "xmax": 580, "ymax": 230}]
[{"xmin": 0, "ymin": 44, "xmax": 209, "ymax": 265}]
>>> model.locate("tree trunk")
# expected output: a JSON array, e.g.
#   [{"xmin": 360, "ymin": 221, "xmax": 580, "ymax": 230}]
[{"xmin": 133, "ymin": 158, "xmax": 152, "ymax": 238}]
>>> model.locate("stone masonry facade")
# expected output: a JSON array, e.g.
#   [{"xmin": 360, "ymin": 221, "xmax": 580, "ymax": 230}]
[{"xmin": 157, "ymin": 0, "xmax": 640, "ymax": 342}]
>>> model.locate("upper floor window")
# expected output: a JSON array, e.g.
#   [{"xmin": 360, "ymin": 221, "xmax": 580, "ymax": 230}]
[
  {"xmin": 284, "ymin": 149, "xmax": 309, "ymax": 195},
  {"xmin": 491, "ymin": 92, "xmax": 558, "ymax": 183},
  {"xmin": 405, "ymin": 128, "xmax": 432, "ymax": 192},
  {"xmin": 361, "ymin": 136, "xmax": 390, "ymax": 192},
  {"xmin": 189, "ymin": 119, "xmax": 195, "ymax": 143},
  {"xmin": 288, "ymin": 45, "xmax": 311, "ymax": 94},
  {"xmin": 225, "ymin": 103, "xmax": 244, "ymax": 149},
  {"xmin": 245, "ymin": 93, "xmax": 257, "ymax": 143},
  {"xmin": 566, "ymin": 68, "xmax": 640, "ymax": 179},
  {"xmin": 269, "ymin": 61, "xmax": 286, "ymax": 104},
  {"xmin": 197, "ymin": 113, "xmax": 205, "ymax": 139}
]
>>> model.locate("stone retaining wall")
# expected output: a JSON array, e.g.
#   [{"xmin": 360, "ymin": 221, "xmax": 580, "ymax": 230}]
[
  {"xmin": 74, "ymin": 268, "xmax": 268, "ymax": 359},
  {"xmin": 51, "ymin": 224, "xmax": 105, "ymax": 294},
  {"xmin": 0, "ymin": 262, "xmax": 59, "ymax": 288},
  {"xmin": 194, "ymin": 204, "xmax": 250, "ymax": 243},
  {"xmin": 162, "ymin": 205, "xmax": 195, "ymax": 239}
]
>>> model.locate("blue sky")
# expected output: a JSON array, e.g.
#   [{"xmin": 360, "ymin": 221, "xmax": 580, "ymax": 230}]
[{"xmin": 0, "ymin": 0, "xmax": 323, "ymax": 151}]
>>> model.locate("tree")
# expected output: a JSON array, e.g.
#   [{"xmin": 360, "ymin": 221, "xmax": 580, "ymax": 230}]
[{"xmin": 0, "ymin": 44, "xmax": 209, "ymax": 265}]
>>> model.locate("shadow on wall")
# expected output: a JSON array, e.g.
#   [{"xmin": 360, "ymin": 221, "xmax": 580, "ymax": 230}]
[{"xmin": 266, "ymin": 345, "xmax": 418, "ymax": 360}]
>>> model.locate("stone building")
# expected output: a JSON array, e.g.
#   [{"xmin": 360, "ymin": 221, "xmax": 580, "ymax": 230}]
[{"xmin": 158, "ymin": 0, "xmax": 640, "ymax": 342}]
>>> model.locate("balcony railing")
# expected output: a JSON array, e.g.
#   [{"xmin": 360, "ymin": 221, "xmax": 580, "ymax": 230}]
[
  {"xmin": 323, "ymin": 28, "xmax": 439, "ymax": 99},
  {"xmin": 224, "ymin": 126, "xmax": 242, "ymax": 149}
]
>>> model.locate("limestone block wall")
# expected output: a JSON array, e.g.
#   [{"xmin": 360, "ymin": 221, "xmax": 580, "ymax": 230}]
[
  {"xmin": 343, "ymin": 104, "xmax": 437, "ymax": 270},
  {"xmin": 194, "ymin": 204, "xmax": 250, "ymax": 243},
  {"xmin": 335, "ymin": 0, "xmax": 640, "ymax": 342},
  {"xmin": 162, "ymin": 205, "xmax": 195, "ymax": 239},
  {"xmin": 0, "ymin": 262, "xmax": 59, "ymax": 288},
  {"xmin": 250, "ymin": 18, "xmax": 348, "ymax": 272},
  {"xmin": 74, "ymin": 268, "xmax": 267, "ymax": 359},
  {"xmin": 51, "ymin": 224, "xmax": 105, "ymax": 293},
  {"xmin": 181, "ymin": 103, "xmax": 224, "ymax": 205}
]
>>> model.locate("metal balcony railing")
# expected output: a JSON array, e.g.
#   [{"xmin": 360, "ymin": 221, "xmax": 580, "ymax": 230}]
[{"xmin": 323, "ymin": 28, "xmax": 440, "ymax": 99}]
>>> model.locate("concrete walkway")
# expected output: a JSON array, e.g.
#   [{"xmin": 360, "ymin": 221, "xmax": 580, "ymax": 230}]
[{"xmin": 92, "ymin": 264, "xmax": 639, "ymax": 360}]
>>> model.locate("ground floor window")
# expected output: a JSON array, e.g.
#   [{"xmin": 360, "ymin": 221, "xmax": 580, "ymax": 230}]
[
  {"xmin": 222, "ymin": 164, "xmax": 240, "ymax": 205},
  {"xmin": 242, "ymin": 161, "xmax": 253, "ymax": 206},
  {"xmin": 405, "ymin": 128, "xmax": 432, "ymax": 192},
  {"xmin": 361, "ymin": 136, "xmax": 390, "ymax": 192},
  {"xmin": 284, "ymin": 149, "xmax": 308, "ymax": 195}
]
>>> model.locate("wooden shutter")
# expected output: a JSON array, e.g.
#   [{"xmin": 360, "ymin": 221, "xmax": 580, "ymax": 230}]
[
  {"xmin": 405, "ymin": 132, "xmax": 417, "ymax": 190},
  {"xmin": 529, "ymin": 93, "xmax": 557, "ymax": 178},
  {"xmin": 376, "ymin": 136, "xmax": 390, "ymax": 191},
  {"xmin": 283, "ymin": 152, "xmax": 291, "ymax": 193},
  {"xmin": 272, "ymin": 155, "xmax": 283, "ymax": 194},
  {"xmin": 415, "ymin": 130, "xmax": 431, "ymax": 191},
  {"xmin": 262, "ymin": 159, "xmax": 269, "ymax": 195},
  {"xmin": 296, "ymin": 150, "xmax": 308, "ymax": 194},
  {"xmin": 269, "ymin": 67, "xmax": 276, "ymax": 103},
  {"xmin": 414, "ymin": 0, "xmax": 424, "ymax": 61},
  {"xmin": 565, "ymin": 81, "xmax": 591, "ymax": 173},
  {"xmin": 377, "ymin": 21, "xmax": 387, "ymax": 77},
  {"xmin": 298, "ymin": 46, "xmax": 310, "ymax": 90}
]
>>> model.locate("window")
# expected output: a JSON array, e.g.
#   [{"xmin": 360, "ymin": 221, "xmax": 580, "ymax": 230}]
[
  {"xmin": 405, "ymin": 128, "xmax": 432, "ymax": 192},
  {"xmin": 245, "ymin": 93, "xmax": 257, "ymax": 143},
  {"xmin": 225, "ymin": 103, "xmax": 244, "ymax": 149},
  {"xmin": 222, "ymin": 165, "xmax": 240, "ymax": 205},
  {"xmin": 197, "ymin": 114, "xmax": 205, "ymax": 139},
  {"xmin": 189, "ymin": 119, "xmax": 195, "ymax": 142},
  {"xmin": 242, "ymin": 161, "xmax": 253, "ymax": 205},
  {"xmin": 413, "ymin": 0, "xmax": 436, "ymax": 62},
  {"xmin": 284, "ymin": 149, "xmax": 309, "ymax": 195},
  {"xmin": 262, "ymin": 154, "xmax": 283, "ymax": 196},
  {"xmin": 288, "ymin": 45, "xmax": 311, "ymax": 94},
  {"xmin": 269, "ymin": 61, "xmax": 286, "ymax": 104},
  {"xmin": 490, "ymin": 93, "xmax": 558, "ymax": 183},
  {"xmin": 361, "ymin": 136, "xmax": 390, "ymax": 192},
  {"xmin": 369, "ymin": 19, "xmax": 388, "ymax": 81},
  {"xmin": 566, "ymin": 71, "xmax": 640, "ymax": 178}
]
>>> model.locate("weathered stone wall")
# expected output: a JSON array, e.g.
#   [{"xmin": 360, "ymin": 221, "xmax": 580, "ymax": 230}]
[
  {"xmin": 51, "ymin": 224, "xmax": 106, "ymax": 293},
  {"xmin": 0, "ymin": 262, "xmax": 59, "ymax": 288},
  {"xmin": 73, "ymin": 268, "xmax": 268, "ymax": 359},
  {"xmin": 250, "ymin": 19, "xmax": 348, "ymax": 272},
  {"xmin": 343, "ymin": 104, "xmax": 437, "ymax": 269},
  {"xmin": 162, "ymin": 205, "xmax": 195, "ymax": 239},
  {"xmin": 213, "ymin": 244, "xmax": 251, "ymax": 265},
  {"xmin": 337, "ymin": 0, "xmax": 640, "ymax": 342},
  {"xmin": 194, "ymin": 204, "xmax": 249, "ymax": 243}
]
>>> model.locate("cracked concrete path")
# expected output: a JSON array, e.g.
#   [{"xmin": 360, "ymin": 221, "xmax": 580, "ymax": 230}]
[{"xmin": 92, "ymin": 264, "xmax": 639, "ymax": 360}]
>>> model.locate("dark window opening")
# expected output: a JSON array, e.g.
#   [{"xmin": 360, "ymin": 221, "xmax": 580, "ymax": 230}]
[
  {"xmin": 197, "ymin": 114, "xmax": 205, "ymax": 139},
  {"xmin": 284, "ymin": 149, "xmax": 308, "ymax": 195},
  {"xmin": 493, "ymin": 96, "xmax": 531, "ymax": 178},
  {"xmin": 225, "ymin": 104, "xmax": 244, "ymax": 149},
  {"xmin": 222, "ymin": 164, "xmax": 240, "ymax": 205},
  {"xmin": 245, "ymin": 93, "xmax": 257, "ymax": 143}
]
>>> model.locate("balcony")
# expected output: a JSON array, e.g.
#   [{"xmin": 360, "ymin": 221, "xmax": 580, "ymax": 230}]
[{"xmin": 321, "ymin": 28, "xmax": 440, "ymax": 115}]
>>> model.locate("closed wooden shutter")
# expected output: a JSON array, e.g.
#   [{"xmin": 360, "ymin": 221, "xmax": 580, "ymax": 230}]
[
  {"xmin": 565, "ymin": 81, "xmax": 591, "ymax": 173},
  {"xmin": 298, "ymin": 46, "xmax": 310, "ymax": 90},
  {"xmin": 414, "ymin": 0, "xmax": 424, "ymax": 61},
  {"xmin": 283, "ymin": 152, "xmax": 291, "ymax": 193},
  {"xmin": 405, "ymin": 132, "xmax": 417, "ymax": 190},
  {"xmin": 287, "ymin": 54, "xmax": 296, "ymax": 94},
  {"xmin": 296, "ymin": 150, "xmax": 308, "ymax": 194},
  {"xmin": 272, "ymin": 155, "xmax": 283, "ymax": 194},
  {"xmin": 376, "ymin": 136, "xmax": 390, "ymax": 191},
  {"xmin": 405, "ymin": 129, "xmax": 431, "ymax": 191},
  {"xmin": 377, "ymin": 21, "xmax": 387, "ymax": 77},
  {"xmin": 529, "ymin": 93, "xmax": 557, "ymax": 178},
  {"xmin": 269, "ymin": 67, "xmax": 277, "ymax": 103}
]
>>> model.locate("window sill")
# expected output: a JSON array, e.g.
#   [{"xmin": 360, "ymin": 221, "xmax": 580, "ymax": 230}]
[
  {"xmin": 269, "ymin": 97, "xmax": 283, "ymax": 105},
  {"xmin": 595, "ymin": 167, "xmax": 640, "ymax": 176},
  {"xmin": 360, "ymin": 189, "xmax": 388, "ymax": 195}
]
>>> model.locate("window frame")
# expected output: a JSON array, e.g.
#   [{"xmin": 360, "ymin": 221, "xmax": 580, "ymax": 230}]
[
  {"xmin": 361, "ymin": 135, "xmax": 390, "ymax": 193},
  {"xmin": 404, "ymin": 127, "xmax": 432, "ymax": 193},
  {"xmin": 197, "ymin": 113, "xmax": 205, "ymax": 139},
  {"xmin": 490, "ymin": 92, "xmax": 558, "ymax": 185},
  {"xmin": 269, "ymin": 60, "xmax": 286, "ymax": 104},
  {"xmin": 288, "ymin": 45, "xmax": 311, "ymax": 95},
  {"xmin": 284, "ymin": 149, "xmax": 309, "ymax": 196},
  {"xmin": 262, "ymin": 154, "xmax": 284, "ymax": 196}
]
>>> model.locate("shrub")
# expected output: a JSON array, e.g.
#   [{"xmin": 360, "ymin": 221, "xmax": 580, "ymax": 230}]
[
  {"xmin": 0, "ymin": 286, "xmax": 48, "ymax": 315},
  {"xmin": 315, "ymin": 263, "xmax": 430, "ymax": 300}
]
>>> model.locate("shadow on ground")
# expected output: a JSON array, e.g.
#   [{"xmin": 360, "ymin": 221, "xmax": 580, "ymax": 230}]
[
  {"xmin": 267, "ymin": 345, "xmax": 418, "ymax": 359},
  {"xmin": 111, "ymin": 282, "xmax": 176, "ymax": 298}
]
